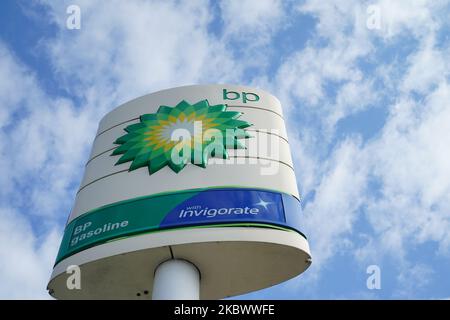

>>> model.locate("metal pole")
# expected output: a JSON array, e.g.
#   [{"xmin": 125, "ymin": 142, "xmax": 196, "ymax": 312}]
[{"xmin": 152, "ymin": 259, "xmax": 200, "ymax": 300}]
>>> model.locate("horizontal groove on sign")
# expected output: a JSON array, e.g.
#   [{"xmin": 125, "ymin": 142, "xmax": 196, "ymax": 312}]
[
  {"xmin": 55, "ymin": 222, "xmax": 305, "ymax": 266},
  {"xmin": 94, "ymin": 104, "xmax": 284, "ymax": 140},
  {"xmin": 77, "ymin": 157, "xmax": 296, "ymax": 195},
  {"xmin": 227, "ymin": 105, "xmax": 284, "ymax": 119},
  {"xmin": 85, "ymin": 129, "xmax": 290, "ymax": 167},
  {"xmin": 96, "ymin": 117, "xmax": 140, "ymax": 137}
]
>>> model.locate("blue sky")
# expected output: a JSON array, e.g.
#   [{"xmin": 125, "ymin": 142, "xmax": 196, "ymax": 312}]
[{"xmin": 1, "ymin": 0, "xmax": 450, "ymax": 299}]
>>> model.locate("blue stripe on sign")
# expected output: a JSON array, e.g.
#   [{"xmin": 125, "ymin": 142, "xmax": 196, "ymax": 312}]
[{"xmin": 160, "ymin": 188, "xmax": 302, "ymax": 232}]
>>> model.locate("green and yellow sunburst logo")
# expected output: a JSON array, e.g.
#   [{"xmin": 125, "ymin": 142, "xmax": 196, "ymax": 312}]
[{"xmin": 111, "ymin": 100, "xmax": 252, "ymax": 174}]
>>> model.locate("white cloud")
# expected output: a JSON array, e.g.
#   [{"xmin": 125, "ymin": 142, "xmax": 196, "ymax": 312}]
[
  {"xmin": 299, "ymin": 70, "xmax": 450, "ymax": 286},
  {"xmin": 394, "ymin": 264, "xmax": 434, "ymax": 298},
  {"xmin": 274, "ymin": 2, "xmax": 377, "ymax": 139},
  {"xmin": 271, "ymin": 0, "xmax": 450, "ymax": 292},
  {"xmin": 0, "ymin": 207, "xmax": 60, "ymax": 299},
  {"xmin": 401, "ymin": 36, "xmax": 449, "ymax": 94},
  {"xmin": 275, "ymin": 41, "xmax": 370, "ymax": 109},
  {"xmin": 220, "ymin": 0, "xmax": 283, "ymax": 42},
  {"xmin": 298, "ymin": 0, "xmax": 362, "ymax": 38},
  {"xmin": 42, "ymin": 0, "xmax": 240, "ymax": 108},
  {"xmin": 302, "ymin": 138, "xmax": 368, "ymax": 271},
  {"xmin": 281, "ymin": 81, "xmax": 450, "ymax": 297},
  {"xmin": 0, "ymin": 41, "xmax": 94, "ymax": 297},
  {"xmin": 0, "ymin": 42, "xmax": 97, "ymax": 218},
  {"xmin": 0, "ymin": 47, "xmax": 34, "ymax": 126},
  {"xmin": 370, "ymin": 0, "xmax": 446, "ymax": 40},
  {"xmin": 365, "ymin": 82, "xmax": 450, "ymax": 258}
]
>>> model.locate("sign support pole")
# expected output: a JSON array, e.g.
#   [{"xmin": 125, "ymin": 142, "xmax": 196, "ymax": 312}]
[{"xmin": 152, "ymin": 259, "xmax": 200, "ymax": 300}]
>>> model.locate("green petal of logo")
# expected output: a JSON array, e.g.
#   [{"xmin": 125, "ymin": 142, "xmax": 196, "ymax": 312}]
[{"xmin": 111, "ymin": 100, "xmax": 252, "ymax": 174}]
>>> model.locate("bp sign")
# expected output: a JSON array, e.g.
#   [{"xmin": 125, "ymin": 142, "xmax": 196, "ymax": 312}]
[
  {"xmin": 48, "ymin": 84, "xmax": 311, "ymax": 299},
  {"xmin": 112, "ymin": 99, "xmax": 252, "ymax": 174}
]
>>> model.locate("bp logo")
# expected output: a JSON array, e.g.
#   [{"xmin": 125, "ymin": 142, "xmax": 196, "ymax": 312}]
[{"xmin": 111, "ymin": 99, "xmax": 252, "ymax": 174}]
